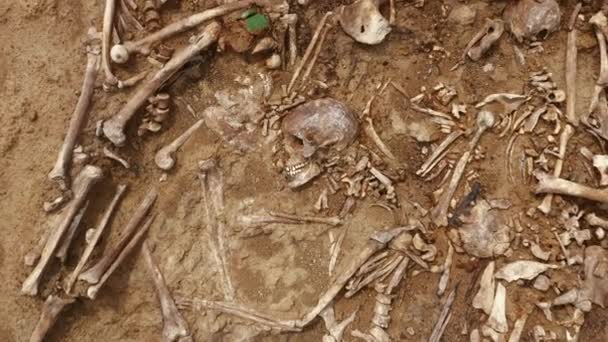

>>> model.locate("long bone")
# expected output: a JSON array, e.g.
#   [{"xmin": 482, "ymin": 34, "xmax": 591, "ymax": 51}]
[
  {"xmin": 29, "ymin": 295, "xmax": 76, "ymax": 342},
  {"xmin": 537, "ymin": 124, "xmax": 575, "ymax": 214},
  {"xmin": 65, "ymin": 184, "xmax": 127, "ymax": 293},
  {"xmin": 48, "ymin": 29, "xmax": 101, "ymax": 189},
  {"xmin": 431, "ymin": 111, "xmax": 495, "ymax": 227},
  {"xmin": 142, "ymin": 241, "xmax": 192, "ymax": 342},
  {"xmin": 566, "ymin": 8, "xmax": 579, "ymax": 126},
  {"xmin": 87, "ymin": 214, "xmax": 154, "ymax": 299},
  {"xmin": 155, "ymin": 119, "xmax": 204, "ymax": 170},
  {"xmin": 111, "ymin": 1, "xmax": 259, "ymax": 63},
  {"xmin": 79, "ymin": 188, "xmax": 157, "ymax": 284},
  {"xmin": 320, "ymin": 304, "xmax": 357, "ymax": 342},
  {"xmin": 102, "ymin": 0, "xmax": 119, "ymax": 89},
  {"xmin": 22, "ymin": 165, "xmax": 103, "ymax": 296},
  {"xmin": 199, "ymin": 159, "xmax": 234, "ymax": 301},
  {"xmin": 55, "ymin": 200, "xmax": 90, "ymax": 263},
  {"xmin": 102, "ymin": 22, "xmax": 220, "ymax": 146},
  {"xmin": 535, "ymin": 172, "xmax": 608, "ymax": 204},
  {"xmin": 587, "ymin": 12, "xmax": 608, "ymax": 123}
]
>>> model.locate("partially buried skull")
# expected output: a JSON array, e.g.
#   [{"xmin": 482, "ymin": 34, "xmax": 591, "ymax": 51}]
[
  {"xmin": 503, "ymin": 0, "xmax": 561, "ymax": 43},
  {"xmin": 281, "ymin": 98, "xmax": 359, "ymax": 188}
]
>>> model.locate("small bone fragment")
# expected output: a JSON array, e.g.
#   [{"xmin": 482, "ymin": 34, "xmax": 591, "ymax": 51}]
[
  {"xmin": 530, "ymin": 242, "xmax": 551, "ymax": 261},
  {"xmin": 431, "ymin": 111, "xmax": 495, "ymax": 227},
  {"xmin": 566, "ymin": 19, "xmax": 578, "ymax": 126},
  {"xmin": 412, "ymin": 233, "xmax": 437, "ymax": 261},
  {"xmin": 473, "ymin": 261, "xmax": 495, "ymax": 315},
  {"xmin": 429, "ymin": 286, "xmax": 457, "ymax": 342},
  {"xmin": 103, "ymin": 147, "xmax": 130, "ymax": 169},
  {"xmin": 593, "ymin": 155, "xmax": 608, "ymax": 186},
  {"xmin": 591, "ymin": 11, "xmax": 608, "ymax": 86},
  {"xmin": 268, "ymin": 211, "xmax": 342, "ymax": 226},
  {"xmin": 320, "ymin": 304, "xmax": 357, "ymax": 342},
  {"xmin": 43, "ymin": 195, "xmax": 69, "ymax": 213},
  {"xmin": 315, "ymin": 189, "xmax": 329, "ymax": 212},
  {"xmin": 339, "ymin": 0, "xmax": 391, "ymax": 45},
  {"xmin": 29, "ymin": 295, "xmax": 75, "ymax": 342},
  {"xmin": 533, "ymin": 275, "xmax": 551, "ymax": 292},
  {"xmin": 466, "ymin": 19, "xmax": 504, "ymax": 62},
  {"xmin": 437, "ymin": 242, "xmax": 453, "ymax": 297},
  {"xmin": 87, "ymin": 214, "xmax": 154, "ymax": 299},
  {"xmin": 112, "ymin": 1, "xmax": 257, "ymax": 62},
  {"xmin": 586, "ymin": 212, "xmax": 608, "ymax": 229},
  {"xmin": 251, "ymin": 37, "xmax": 277, "ymax": 55},
  {"xmin": 537, "ymin": 124, "xmax": 575, "ymax": 214},
  {"xmin": 22, "ymin": 165, "xmax": 103, "ymax": 296},
  {"xmin": 329, "ymin": 228, "xmax": 347, "ymax": 275},
  {"xmin": 142, "ymin": 241, "xmax": 191, "ymax": 342},
  {"xmin": 486, "ymin": 282, "xmax": 508, "ymax": 333},
  {"xmin": 55, "ymin": 200, "xmax": 90, "ymax": 263},
  {"xmin": 103, "ymin": 23, "xmax": 220, "ymax": 146},
  {"xmin": 48, "ymin": 30, "xmax": 101, "ymax": 189},
  {"xmin": 155, "ymin": 119, "xmax": 204, "ymax": 170},
  {"xmin": 281, "ymin": 14, "xmax": 298, "ymax": 66},
  {"xmin": 79, "ymin": 188, "xmax": 157, "ymax": 284},
  {"xmin": 416, "ymin": 130, "xmax": 464, "ymax": 176},
  {"xmin": 65, "ymin": 184, "xmax": 127, "ymax": 293},
  {"xmin": 475, "ymin": 93, "xmax": 528, "ymax": 113},
  {"xmin": 494, "ymin": 260, "xmax": 557, "ymax": 282},
  {"xmin": 287, "ymin": 12, "xmax": 332, "ymax": 93},
  {"xmin": 535, "ymin": 172, "xmax": 608, "ymax": 204},
  {"xmin": 507, "ymin": 314, "xmax": 528, "ymax": 342}
]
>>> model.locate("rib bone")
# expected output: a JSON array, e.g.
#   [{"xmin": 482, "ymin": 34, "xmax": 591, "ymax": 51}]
[
  {"xmin": 535, "ymin": 172, "xmax": 608, "ymax": 204},
  {"xmin": 65, "ymin": 184, "xmax": 127, "ymax": 293},
  {"xmin": 79, "ymin": 188, "xmax": 157, "ymax": 284},
  {"xmin": 142, "ymin": 241, "xmax": 192, "ymax": 342},
  {"xmin": 48, "ymin": 29, "xmax": 101, "ymax": 189},
  {"xmin": 537, "ymin": 124, "xmax": 575, "ymax": 214},
  {"xmin": 102, "ymin": 22, "xmax": 220, "ymax": 146},
  {"xmin": 417, "ymin": 130, "xmax": 464, "ymax": 177},
  {"xmin": 155, "ymin": 119, "xmax": 204, "ymax": 170},
  {"xmin": 87, "ymin": 214, "xmax": 154, "ymax": 299},
  {"xmin": 29, "ymin": 295, "xmax": 75, "ymax": 342},
  {"xmin": 431, "ymin": 111, "xmax": 495, "ymax": 227},
  {"xmin": 22, "ymin": 165, "xmax": 103, "ymax": 296}
]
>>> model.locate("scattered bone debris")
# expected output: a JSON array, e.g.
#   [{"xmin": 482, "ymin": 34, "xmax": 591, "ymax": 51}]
[{"xmin": 16, "ymin": 0, "xmax": 608, "ymax": 341}]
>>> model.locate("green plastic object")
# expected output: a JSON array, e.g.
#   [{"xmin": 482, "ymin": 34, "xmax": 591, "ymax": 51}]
[{"xmin": 245, "ymin": 13, "xmax": 269, "ymax": 33}]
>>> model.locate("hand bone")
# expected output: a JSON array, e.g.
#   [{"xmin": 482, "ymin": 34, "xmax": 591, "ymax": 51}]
[
  {"xmin": 22, "ymin": 165, "xmax": 103, "ymax": 296},
  {"xmin": 28, "ymin": 295, "xmax": 75, "ymax": 342},
  {"xmin": 535, "ymin": 172, "xmax": 608, "ymax": 204},
  {"xmin": 155, "ymin": 119, "xmax": 204, "ymax": 170},
  {"xmin": 102, "ymin": 22, "xmax": 220, "ymax": 146},
  {"xmin": 79, "ymin": 188, "xmax": 157, "ymax": 284},
  {"xmin": 48, "ymin": 29, "xmax": 101, "ymax": 189},
  {"xmin": 142, "ymin": 241, "xmax": 192, "ymax": 342}
]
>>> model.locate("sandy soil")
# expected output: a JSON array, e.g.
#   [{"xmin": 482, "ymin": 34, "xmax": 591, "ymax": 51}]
[{"xmin": 2, "ymin": 0, "xmax": 608, "ymax": 341}]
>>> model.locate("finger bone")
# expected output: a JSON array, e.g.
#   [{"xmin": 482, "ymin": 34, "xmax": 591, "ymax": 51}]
[{"xmin": 155, "ymin": 119, "xmax": 204, "ymax": 170}]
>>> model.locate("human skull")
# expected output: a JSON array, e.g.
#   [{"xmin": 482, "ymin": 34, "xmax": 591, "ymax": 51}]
[
  {"xmin": 281, "ymin": 98, "xmax": 359, "ymax": 188},
  {"xmin": 503, "ymin": 0, "xmax": 561, "ymax": 43}
]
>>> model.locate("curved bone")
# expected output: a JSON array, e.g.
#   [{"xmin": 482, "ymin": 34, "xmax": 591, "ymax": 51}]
[
  {"xmin": 112, "ymin": 1, "xmax": 258, "ymax": 62},
  {"xmin": 155, "ymin": 119, "xmax": 204, "ymax": 170},
  {"xmin": 417, "ymin": 130, "xmax": 464, "ymax": 176},
  {"xmin": 79, "ymin": 188, "xmax": 157, "ymax": 284},
  {"xmin": 320, "ymin": 304, "xmax": 357, "ymax": 342},
  {"xmin": 102, "ymin": 22, "xmax": 220, "ymax": 146},
  {"xmin": 29, "ymin": 295, "xmax": 75, "ymax": 342},
  {"xmin": 537, "ymin": 124, "xmax": 574, "ymax": 214},
  {"xmin": 65, "ymin": 184, "xmax": 127, "ymax": 293},
  {"xmin": 48, "ymin": 29, "xmax": 101, "ymax": 189},
  {"xmin": 142, "ymin": 241, "xmax": 192, "ymax": 342},
  {"xmin": 22, "ymin": 165, "xmax": 103, "ymax": 296}
]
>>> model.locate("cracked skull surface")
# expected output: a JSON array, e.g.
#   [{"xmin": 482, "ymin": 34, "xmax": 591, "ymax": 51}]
[{"xmin": 281, "ymin": 98, "xmax": 359, "ymax": 188}]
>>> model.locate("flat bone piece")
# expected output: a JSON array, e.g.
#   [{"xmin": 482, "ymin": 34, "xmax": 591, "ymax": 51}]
[
  {"xmin": 486, "ymin": 282, "xmax": 508, "ymax": 333},
  {"xmin": 29, "ymin": 295, "xmax": 76, "ymax": 342},
  {"xmin": 494, "ymin": 260, "xmax": 557, "ymax": 282},
  {"xmin": 22, "ymin": 165, "xmax": 103, "ymax": 296},
  {"xmin": 65, "ymin": 184, "xmax": 127, "ymax": 293},
  {"xmin": 102, "ymin": 22, "xmax": 220, "ymax": 146},
  {"xmin": 142, "ymin": 241, "xmax": 192, "ymax": 342},
  {"xmin": 87, "ymin": 214, "xmax": 154, "ymax": 299},
  {"xmin": 507, "ymin": 314, "xmax": 528, "ymax": 342},
  {"xmin": 48, "ymin": 29, "xmax": 101, "ymax": 189},
  {"xmin": 473, "ymin": 261, "xmax": 495, "ymax": 315},
  {"xmin": 535, "ymin": 172, "xmax": 608, "ymax": 204},
  {"xmin": 155, "ymin": 119, "xmax": 204, "ymax": 170},
  {"xmin": 79, "ymin": 188, "xmax": 157, "ymax": 284}
]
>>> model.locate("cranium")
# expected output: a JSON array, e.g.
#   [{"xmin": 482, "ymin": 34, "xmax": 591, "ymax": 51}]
[
  {"xmin": 281, "ymin": 98, "xmax": 359, "ymax": 188},
  {"xmin": 339, "ymin": 0, "xmax": 391, "ymax": 45},
  {"xmin": 503, "ymin": 0, "xmax": 561, "ymax": 43}
]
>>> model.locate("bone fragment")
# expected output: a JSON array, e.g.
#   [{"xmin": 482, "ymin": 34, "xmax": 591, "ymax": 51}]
[
  {"xmin": 437, "ymin": 242, "xmax": 453, "ymax": 297},
  {"xmin": 320, "ymin": 304, "xmax": 357, "ymax": 342},
  {"xmin": 429, "ymin": 286, "xmax": 457, "ymax": 342},
  {"xmin": 79, "ymin": 188, "xmax": 157, "ymax": 284},
  {"xmin": 494, "ymin": 260, "xmax": 557, "ymax": 282},
  {"xmin": 473, "ymin": 261, "xmax": 495, "ymax": 315},
  {"xmin": 535, "ymin": 172, "xmax": 608, "ymax": 204},
  {"xmin": 199, "ymin": 159, "xmax": 234, "ymax": 301},
  {"xmin": 530, "ymin": 242, "xmax": 551, "ymax": 261},
  {"xmin": 103, "ymin": 22, "xmax": 220, "ymax": 146},
  {"xmin": 585, "ymin": 212, "xmax": 608, "ymax": 229},
  {"xmin": 485, "ymin": 282, "xmax": 508, "ymax": 333},
  {"xmin": 466, "ymin": 19, "xmax": 504, "ymax": 62},
  {"xmin": 537, "ymin": 124, "xmax": 575, "ymax": 214},
  {"xmin": 43, "ymin": 195, "xmax": 69, "ymax": 213},
  {"xmin": 364, "ymin": 116, "xmax": 396, "ymax": 160},
  {"xmin": 315, "ymin": 189, "xmax": 329, "ymax": 212},
  {"xmin": 417, "ymin": 130, "xmax": 464, "ymax": 176},
  {"xmin": 339, "ymin": 0, "xmax": 391, "ymax": 45},
  {"xmin": 155, "ymin": 119, "xmax": 204, "ymax": 170},
  {"xmin": 87, "ymin": 214, "xmax": 154, "ymax": 299},
  {"xmin": 281, "ymin": 14, "xmax": 298, "ymax": 66},
  {"xmin": 29, "ymin": 295, "xmax": 75, "ymax": 342},
  {"xmin": 112, "ymin": 1, "xmax": 258, "ymax": 62},
  {"xmin": 55, "ymin": 200, "xmax": 90, "ymax": 263},
  {"xmin": 566, "ymin": 20, "xmax": 578, "ymax": 126},
  {"xmin": 287, "ymin": 12, "xmax": 332, "ymax": 93},
  {"xmin": 476, "ymin": 93, "xmax": 529, "ymax": 114},
  {"xmin": 268, "ymin": 211, "xmax": 343, "ymax": 226},
  {"xmin": 142, "ymin": 241, "xmax": 192, "ymax": 342},
  {"xmin": 22, "ymin": 165, "xmax": 103, "ymax": 296},
  {"xmin": 431, "ymin": 111, "xmax": 494, "ymax": 227},
  {"xmin": 48, "ymin": 29, "xmax": 101, "ymax": 189},
  {"xmin": 329, "ymin": 228, "xmax": 347, "ymax": 275},
  {"xmin": 593, "ymin": 155, "xmax": 608, "ymax": 186},
  {"xmin": 301, "ymin": 22, "xmax": 330, "ymax": 87},
  {"xmin": 591, "ymin": 11, "xmax": 608, "ymax": 86},
  {"xmin": 345, "ymin": 254, "xmax": 403, "ymax": 298},
  {"xmin": 65, "ymin": 184, "xmax": 127, "ymax": 293},
  {"xmin": 103, "ymin": 147, "xmax": 130, "ymax": 169}
]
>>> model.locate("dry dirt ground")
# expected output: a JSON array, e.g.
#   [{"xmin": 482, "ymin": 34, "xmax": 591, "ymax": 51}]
[{"xmin": 3, "ymin": 0, "xmax": 608, "ymax": 341}]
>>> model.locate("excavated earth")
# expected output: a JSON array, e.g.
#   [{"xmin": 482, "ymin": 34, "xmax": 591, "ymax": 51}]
[{"xmin": 2, "ymin": 0, "xmax": 608, "ymax": 341}]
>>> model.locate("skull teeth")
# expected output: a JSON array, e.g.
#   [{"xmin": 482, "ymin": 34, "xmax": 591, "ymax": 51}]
[{"xmin": 285, "ymin": 161, "xmax": 309, "ymax": 176}]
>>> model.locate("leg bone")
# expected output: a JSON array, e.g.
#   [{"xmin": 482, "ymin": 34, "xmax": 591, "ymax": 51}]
[
  {"xmin": 29, "ymin": 295, "xmax": 76, "ymax": 342},
  {"xmin": 535, "ymin": 172, "xmax": 608, "ymax": 204},
  {"xmin": 155, "ymin": 119, "xmax": 204, "ymax": 170},
  {"xmin": 55, "ymin": 200, "xmax": 90, "ymax": 263}
]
